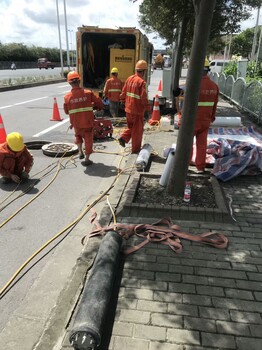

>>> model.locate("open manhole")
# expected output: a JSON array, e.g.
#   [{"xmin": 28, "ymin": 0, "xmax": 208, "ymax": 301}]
[{"xmin": 42, "ymin": 142, "xmax": 78, "ymax": 157}]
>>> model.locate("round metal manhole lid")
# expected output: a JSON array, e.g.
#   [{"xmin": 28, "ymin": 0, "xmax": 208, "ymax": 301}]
[{"xmin": 42, "ymin": 142, "xmax": 78, "ymax": 157}]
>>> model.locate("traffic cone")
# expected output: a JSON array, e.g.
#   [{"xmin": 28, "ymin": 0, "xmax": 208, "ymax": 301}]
[
  {"xmin": 148, "ymin": 94, "xmax": 161, "ymax": 126},
  {"xmin": 158, "ymin": 80, "xmax": 162, "ymax": 93},
  {"xmin": 50, "ymin": 98, "xmax": 63, "ymax": 121},
  {"xmin": 0, "ymin": 114, "xmax": 7, "ymax": 143}
]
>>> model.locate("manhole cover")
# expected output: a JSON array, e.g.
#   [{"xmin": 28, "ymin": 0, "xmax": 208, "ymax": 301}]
[{"xmin": 42, "ymin": 142, "xmax": 78, "ymax": 157}]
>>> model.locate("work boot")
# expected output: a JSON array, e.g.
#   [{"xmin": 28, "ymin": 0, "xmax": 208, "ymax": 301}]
[
  {"xmin": 81, "ymin": 160, "xmax": 93, "ymax": 166},
  {"xmin": 1, "ymin": 177, "xmax": 12, "ymax": 184},
  {"xmin": 118, "ymin": 138, "xmax": 125, "ymax": 147}
]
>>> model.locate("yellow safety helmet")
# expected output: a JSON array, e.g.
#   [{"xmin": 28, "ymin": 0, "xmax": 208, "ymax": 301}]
[
  {"xmin": 111, "ymin": 67, "xmax": 118, "ymax": 74},
  {"xmin": 135, "ymin": 60, "xmax": 148, "ymax": 71},
  {"xmin": 6, "ymin": 132, "xmax": 24, "ymax": 152},
  {"xmin": 67, "ymin": 71, "xmax": 80, "ymax": 82},
  {"xmin": 204, "ymin": 58, "xmax": 210, "ymax": 69}
]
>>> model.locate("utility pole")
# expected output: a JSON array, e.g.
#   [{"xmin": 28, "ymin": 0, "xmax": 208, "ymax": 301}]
[
  {"xmin": 56, "ymin": 0, "xmax": 64, "ymax": 77},
  {"xmin": 251, "ymin": 7, "xmax": 260, "ymax": 61},
  {"xmin": 63, "ymin": 0, "xmax": 70, "ymax": 71}
]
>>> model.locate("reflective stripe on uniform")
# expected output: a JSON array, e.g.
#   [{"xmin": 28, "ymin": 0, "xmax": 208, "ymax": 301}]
[
  {"xmin": 127, "ymin": 92, "xmax": 141, "ymax": 99},
  {"xmin": 108, "ymin": 89, "xmax": 121, "ymax": 92},
  {"xmin": 198, "ymin": 102, "xmax": 215, "ymax": 106},
  {"xmin": 68, "ymin": 107, "xmax": 93, "ymax": 114}
]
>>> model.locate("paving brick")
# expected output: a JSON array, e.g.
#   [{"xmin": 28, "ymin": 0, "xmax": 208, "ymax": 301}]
[
  {"xmin": 113, "ymin": 336, "xmax": 149, "ymax": 350},
  {"xmin": 208, "ymin": 277, "xmax": 237, "ymax": 288},
  {"xmin": 117, "ymin": 309, "xmax": 150, "ymax": 324},
  {"xmin": 183, "ymin": 294, "xmax": 212, "ymax": 306},
  {"xmin": 155, "ymin": 272, "xmax": 181, "ymax": 282},
  {"xmin": 139, "ymin": 279, "xmax": 168, "ymax": 291},
  {"xmin": 184, "ymin": 316, "xmax": 216, "ymax": 332},
  {"xmin": 134, "ymin": 324, "xmax": 166, "ymax": 341},
  {"xmin": 169, "ymin": 282, "xmax": 196, "ymax": 294},
  {"xmin": 167, "ymin": 329, "xmax": 200, "ymax": 345},
  {"xmin": 225, "ymin": 288, "xmax": 254, "ymax": 300},
  {"xmin": 151, "ymin": 313, "xmax": 183, "ymax": 328},
  {"xmin": 216, "ymin": 320, "xmax": 250, "ymax": 335},
  {"xmin": 247, "ymin": 272, "xmax": 262, "ymax": 281},
  {"xmin": 254, "ymin": 291, "xmax": 262, "ymax": 301},
  {"xmin": 236, "ymin": 280, "xmax": 262, "ymax": 291},
  {"xmin": 236, "ymin": 337, "xmax": 262, "ymax": 350},
  {"xmin": 195, "ymin": 267, "xmax": 247, "ymax": 280},
  {"xmin": 117, "ymin": 297, "xmax": 137, "ymax": 309},
  {"xmin": 199, "ymin": 306, "xmax": 230, "ymax": 320},
  {"xmin": 230, "ymin": 310, "xmax": 262, "ymax": 324},
  {"xmin": 123, "ymin": 288, "xmax": 154, "ymax": 300},
  {"xmin": 202, "ymin": 332, "xmax": 236, "ymax": 348},
  {"xmin": 231, "ymin": 262, "xmax": 258, "ymax": 272},
  {"xmin": 168, "ymin": 303, "xmax": 198, "ymax": 317},
  {"xmin": 169, "ymin": 265, "xmax": 194, "ymax": 274},
  {"xmin": 149, "ymin": 342, "xmax": 183, "ymax": 350},
  {"xmin": 249, "ymin": 324, "xmax": 262, "ymax": 337},
  {"xmin": 137, "ymin": 300, "xmax": 167, "ymax": 313},
  {"xmin": 112, "ymin": 322, "xmax": 133, "ymax": 337},
  {"xmin": 196, "ymin": 285, "xmax": 224, "ymax": 297},
  {"xmin": 154, "ymin": 291, "xmax": 182, "ymax": 303},
  {"xmin": 122, "ymin": 269, "xmax": 154, "ymax": 280},
  {"xmin": 212, "ymin": 297, "xmax": 262, "ymax": 312},
  {"xmin": 183, "ymin": 275, "xmax": 208, "ymax": 285}
]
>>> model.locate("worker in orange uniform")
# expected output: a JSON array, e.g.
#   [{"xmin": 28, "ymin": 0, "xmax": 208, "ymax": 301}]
[
  {"xmin": 192, "ymin": 59, "xmax": 219, "ymax": 173},
  {"xmin": 118, "ymin": 60, "xmax": 151, "ymax": 153},
  {"xmin": 103, "ymin": 67, "xmax": 123, "ymax": 118},
  {"xmin": 0, "ymin": 132, "xmax": 33, "ymax": 184},
  {"xmin": 64, "ymin": 71, "xmax": 104, "ymax": 166}
]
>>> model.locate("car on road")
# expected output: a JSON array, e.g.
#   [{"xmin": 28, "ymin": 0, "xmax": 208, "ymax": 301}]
[{"xmin": 37, "ymin": 58, "xmax": 55, "ymax": 69}]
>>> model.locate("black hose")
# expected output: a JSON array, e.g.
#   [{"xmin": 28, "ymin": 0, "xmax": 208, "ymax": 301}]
[{"xmin": 70, "ymin": 231, "xmax": 122, "ymax": 350}]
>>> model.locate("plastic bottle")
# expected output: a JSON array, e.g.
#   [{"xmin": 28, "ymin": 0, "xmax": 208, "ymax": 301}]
[{"xmin": 183, "ymin": 182, "xmax": 191, "ymax": 202}]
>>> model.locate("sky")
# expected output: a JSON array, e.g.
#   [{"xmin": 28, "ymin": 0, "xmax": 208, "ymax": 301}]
[
  {"xmin": 0, "ymin": 0, "xmax": 166, "ymax": 50},
  {"xmin": 0, "ymin": 1, "xmax": 261, "ymax": 51}
]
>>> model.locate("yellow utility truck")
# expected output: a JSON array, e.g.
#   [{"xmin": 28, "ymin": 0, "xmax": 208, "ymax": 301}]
[{"xmin": 76, "ymin": 26, "xmax": 153, "ymax": 95}]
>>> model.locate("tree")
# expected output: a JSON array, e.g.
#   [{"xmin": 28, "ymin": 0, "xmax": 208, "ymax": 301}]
[{"xmin": 231, "ymin": 27, "xmax": 260, "ymax": 58}]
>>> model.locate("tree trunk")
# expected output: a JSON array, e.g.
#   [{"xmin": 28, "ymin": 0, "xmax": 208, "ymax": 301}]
[
  {"xmin": 167, "ymin": 0, "xmax": 217, "ymax": 196},
  {"xmin": 171, "ymin": 16, "xmax": 189, "ymax": 108}
]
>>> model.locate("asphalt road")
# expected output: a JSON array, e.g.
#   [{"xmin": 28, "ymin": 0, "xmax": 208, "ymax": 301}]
[{"xmin": 0, "ymin": 82, "xmax": 126, "ymax": 332}]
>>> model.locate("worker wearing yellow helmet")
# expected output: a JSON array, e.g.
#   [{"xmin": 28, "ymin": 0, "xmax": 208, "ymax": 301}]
[
  {"xmin": 103, "ymin": 67, "xmax": 123, "ymax": 118},
  {"xmin": 118, "ymin": 60, "xmax": 151, "ymax": 153},
  {"xmin": 0, "ymin": 132, "xmax": 33, "ymax": 184}
]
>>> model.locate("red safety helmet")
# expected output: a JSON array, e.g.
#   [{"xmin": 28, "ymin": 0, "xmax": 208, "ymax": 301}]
[{"xmin": 67, "ymin": 71, "xmax": 80, "ymax": 82}]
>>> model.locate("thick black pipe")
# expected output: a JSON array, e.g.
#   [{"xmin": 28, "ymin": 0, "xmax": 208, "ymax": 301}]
[{"xmin": 70, "ymin": 231, "xmax": 122, "ymax": 350}]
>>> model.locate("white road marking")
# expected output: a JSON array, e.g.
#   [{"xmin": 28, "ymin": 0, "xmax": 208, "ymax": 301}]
[
  {"xmin": 33, "ymin": 118, "xmax": 69, "ymax": 137},
  {"xmin": 0, "ymin": 96, "xmax": 48, "ymax": 109}
]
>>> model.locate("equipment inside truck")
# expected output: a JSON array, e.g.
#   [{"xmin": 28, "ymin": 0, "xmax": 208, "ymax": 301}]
[{"xmin": 81, "ymin": 32, "xmax": 137, "ymax": 89}]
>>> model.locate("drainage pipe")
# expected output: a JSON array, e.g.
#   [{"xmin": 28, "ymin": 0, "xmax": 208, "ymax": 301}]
[
  {"xmin": 70, "ymin": 231, "xmax": 122, "ymax": 350},
  {"xmin": 135, "ymin": 143, "xmax": 152, "ymax": 171},
  {"xmin": 159, "ymin": 149, "xmax": 176, "ymax": 187}
]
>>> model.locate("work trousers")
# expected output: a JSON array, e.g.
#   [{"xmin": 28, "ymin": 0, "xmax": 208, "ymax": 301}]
[
  {"xmin": 120, "ymin": 112, "xmax": 144, "ymax": 153},
  {"xmin": 109, "ymin": 101, "xmax": 119, "ymax": 118},
  {"xmin": 192, "ymin": 125, "xmax": 209, "ymax": 171},
  {"xmin": 74, "ymin": 127, "xmax": 93, "ymax": 155}
]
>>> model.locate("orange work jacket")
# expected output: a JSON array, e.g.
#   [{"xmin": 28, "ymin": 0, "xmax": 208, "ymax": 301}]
[
  {"xmin": 64, "ymin": 87, "xmax": 103, "ymax": 128},
  {"xmin": 195, "ymin": 75, "xmax": 219, "ymax": 128},
  {"xmin": 103, "ymin": 77, "xmax": 123, "ymax": 102},
  {"xmin": 0, "ymin": 143, "xmax": 33, "ymax": 177},
  {"xmin": 120, "ymin": 74, "xmax": 151, "ymax": 116}
]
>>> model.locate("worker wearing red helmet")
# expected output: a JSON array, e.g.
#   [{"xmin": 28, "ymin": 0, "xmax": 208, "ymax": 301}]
[
  {"xmin": 0, "ymin": 132, "xmax": 33, "ymax": 184},
  {"xmin": 118, "ymin": 60, "xmax": 151, "ymax": 153},
  {"xmin": 192, "ymin": 58, "xmax": 219, "ymax": 173},
  {"xmin": 103, "ymin": 67, "xmax": 123, "ymax": 118},
  {"xmin": 64, "ymin": 71, "xmax": 103, "ymax": 166}
]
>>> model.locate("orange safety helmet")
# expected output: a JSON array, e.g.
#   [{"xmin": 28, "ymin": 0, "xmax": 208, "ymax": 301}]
[
  {"xmin": 67, "ymin": 71, "xmax": 80, "ymax": 82},
  {"xmin": 135, "ymin": 60, "xmax": 148, "ymax": 71}
]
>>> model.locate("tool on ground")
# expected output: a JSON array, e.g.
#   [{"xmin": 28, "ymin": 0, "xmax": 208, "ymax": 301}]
[
  {"xmin": 50, "ymin": 97, "xmax": 63, "ymax": 121},
  {"xmin": 135, "ymin": 143, "xmax": 152, "ymax": 171},
  {"xmin": 93, "ymin": 118, "xmax": 113, "ymax": 139},
  {"xmin": 70, "ymin": 231, "xmax": 122, "ymax": 350}
]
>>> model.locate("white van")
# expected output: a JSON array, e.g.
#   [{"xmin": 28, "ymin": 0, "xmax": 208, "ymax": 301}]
[{"xmin": 209, "ymin": 59, "xmax": 230, "ymax": 73}]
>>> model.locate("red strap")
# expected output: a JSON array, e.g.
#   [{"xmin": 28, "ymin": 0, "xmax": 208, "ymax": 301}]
[{"xmin": 85, "ymin": 216, "xmax": 228, "ymax": 255}]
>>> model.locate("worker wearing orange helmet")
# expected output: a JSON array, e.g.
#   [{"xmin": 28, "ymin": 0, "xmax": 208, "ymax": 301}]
[
  {"xmin": 0, "ymin": 132, "xmax": 33, "ymax": 184},
  {"xmin": 118, "ymin": 60, "xmax": 151, "ymax": 153},
  {"xmin": 64, "ymin": 71, "xmax": 104, "ymax": 166},
  {"xmin": 192, "ymin": 58, "xmax": 219, "ymax": 173},
  {"xmin": 103, "ymin": 67, "xmax": 123, "ymax": 118}
]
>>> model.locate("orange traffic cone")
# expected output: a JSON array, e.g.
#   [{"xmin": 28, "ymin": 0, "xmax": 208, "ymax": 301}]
[
  {"xmin": 148, "ymin": 94, "xmax": 161, "ymax": 126},
  {"xmin": 158, "ymin": 80, "xmax": 162, "ymax": 92},
  {"xmin": 50, "ymin": 98, "xmax": 63, "ymax": 121},
  {"xmin": 0, "ymin": 114, "xmax": 7, "ymax": 143}
]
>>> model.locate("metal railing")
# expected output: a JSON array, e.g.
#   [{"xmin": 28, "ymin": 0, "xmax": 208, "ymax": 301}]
[{"xmin": 210, "ymin": 72, "xmax": 262, "ymax": 124}]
